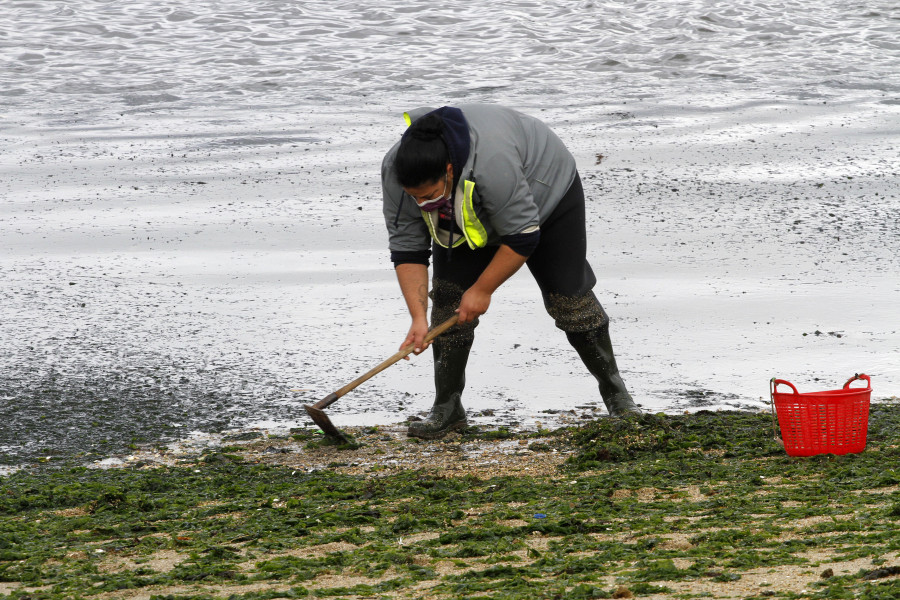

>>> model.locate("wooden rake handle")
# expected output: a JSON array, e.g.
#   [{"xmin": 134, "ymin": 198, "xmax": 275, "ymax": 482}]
[{"xmin": 312, "ymin": 314, "xmax": 459, "ymax": 410}]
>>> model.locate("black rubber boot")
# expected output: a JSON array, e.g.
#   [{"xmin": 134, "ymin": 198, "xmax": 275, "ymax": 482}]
[
  {"xmin": 407, "ymin": 338, "xmax": 470, "ymax": 439},
  {"xmin": 566, "ymin": 325, "xmax": 641, "ymax": 417}
]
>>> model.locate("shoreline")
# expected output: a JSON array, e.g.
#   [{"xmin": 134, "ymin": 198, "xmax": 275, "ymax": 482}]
[
  {"xmin": 2, "ymin": 99, "xmax": 899, "ymax": 466},
  {"xmin": 5, "ymin": 397, "xmax": 899, "ymax": 479}
]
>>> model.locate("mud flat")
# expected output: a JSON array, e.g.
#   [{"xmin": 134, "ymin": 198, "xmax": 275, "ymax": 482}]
[{"xmin": 3, "ymin": 100, "xmax": 899, "ymax": 470}]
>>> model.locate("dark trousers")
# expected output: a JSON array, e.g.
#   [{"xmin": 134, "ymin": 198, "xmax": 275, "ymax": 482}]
[
  {"xmin": 425, "ymin": 172, "xmax": 626, "ymax": 409},
  {"xmin": 432, "ymin": 173, "xmax": 596, "ymax": 297}
]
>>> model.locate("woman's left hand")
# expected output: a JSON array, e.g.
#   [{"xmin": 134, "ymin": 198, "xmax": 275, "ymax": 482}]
[
  {"xmin": 455, "ymin": 244, "xmax": 528, "ymax": 324},
  {"xmin": 457, "ymin": 286, "xmax": 492, "ymax": 324}
]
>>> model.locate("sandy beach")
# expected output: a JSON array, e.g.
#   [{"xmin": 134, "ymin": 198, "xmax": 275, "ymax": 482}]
[{"xmin": 2, "ymin": 98, "xmax": 898, "ymax": 467}]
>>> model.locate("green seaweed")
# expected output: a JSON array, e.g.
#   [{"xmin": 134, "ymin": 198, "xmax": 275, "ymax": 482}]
[{"xmin": 1, "ymin": 405, "xmax": 898, "ymax": 599}]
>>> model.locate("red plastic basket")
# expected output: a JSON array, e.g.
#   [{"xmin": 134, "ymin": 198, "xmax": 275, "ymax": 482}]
[{"xmin": 770, "ymin": 374, "xmax": 871, "ymax": 457}]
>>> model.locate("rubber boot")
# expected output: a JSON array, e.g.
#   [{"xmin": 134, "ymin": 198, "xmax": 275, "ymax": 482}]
[
  {"xmin": 566, "ymin": 325, "xmax": 641, "ymax": 417},
  {"xmin": 407, "ymin": 338, "xmax": 470, "ymax": 439}
]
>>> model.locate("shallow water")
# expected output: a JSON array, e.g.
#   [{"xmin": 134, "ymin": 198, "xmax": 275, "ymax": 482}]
[
  {"xmin": 3, "ymin": 0, "xmax": 899, "ymax": 113},
  {"xmin": 2, "ymin": 1, "xmax": 899, "ymax": 466}
]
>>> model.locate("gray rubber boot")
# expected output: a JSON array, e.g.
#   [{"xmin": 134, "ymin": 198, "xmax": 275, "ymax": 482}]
[
  {"xmin": 566, "ymin": 325, "xmax": 641, "ymax": 417},
  {"xmin": 407, "ymin": 337, "xmax": 470, "ymax": 439}
]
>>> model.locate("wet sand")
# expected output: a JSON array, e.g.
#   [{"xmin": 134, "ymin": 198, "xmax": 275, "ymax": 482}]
[{"xmin": 2, "ymin": 100, "xmax": 898, "ymax": 467}]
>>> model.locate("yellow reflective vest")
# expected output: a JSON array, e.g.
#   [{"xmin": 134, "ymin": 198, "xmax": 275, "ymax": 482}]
[{"xmin": 419, "ymin": 178, "xmax": 488, "ymax": 250}]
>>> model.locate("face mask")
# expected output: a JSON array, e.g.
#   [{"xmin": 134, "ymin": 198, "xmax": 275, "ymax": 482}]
[
  {"xmin": 415, "ymin": 177, "xmax": 451, "ymax": 212},
  {"xmin": 416, "ymin": 194, "xmax": 451, "ymax": 212}
]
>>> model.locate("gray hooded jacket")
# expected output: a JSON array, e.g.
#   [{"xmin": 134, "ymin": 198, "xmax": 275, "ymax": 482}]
[{"xmin": 382, "ymin": 104, "xmax": 577, "ymax": 264}]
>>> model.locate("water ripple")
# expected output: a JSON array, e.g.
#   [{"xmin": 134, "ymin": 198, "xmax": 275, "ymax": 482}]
[{"xmin": 1, "ymin": 0, "xmax": 897, "ymax": 112}]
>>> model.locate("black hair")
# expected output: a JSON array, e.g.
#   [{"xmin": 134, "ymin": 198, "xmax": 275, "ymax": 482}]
[{"xmin": 395, "ymin": 113, "xmax": 449, "ymax": 188}]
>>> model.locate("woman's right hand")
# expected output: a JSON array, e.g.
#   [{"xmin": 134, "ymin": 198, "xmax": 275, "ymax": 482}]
[{"xmin": 400, "ymin": 317, "xmax": 431, "ymax": 359}]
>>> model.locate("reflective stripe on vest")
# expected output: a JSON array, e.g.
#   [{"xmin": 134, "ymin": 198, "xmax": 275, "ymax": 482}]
[{"xmin": 461, "ymin": 179, "xmax": 488, "ymax": 249}]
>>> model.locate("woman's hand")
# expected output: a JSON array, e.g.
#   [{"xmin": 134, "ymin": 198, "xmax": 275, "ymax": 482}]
[
  {"xmin": 456, "ymin": 286, "xmax": 492, "ymax": 324},
  {"xmin": 456, "ymin": 244, "xmax": 527, "ymax": 324},
  {"xmin": 400, "ymin": 317, "xmax": 431, "ymax": 359}
]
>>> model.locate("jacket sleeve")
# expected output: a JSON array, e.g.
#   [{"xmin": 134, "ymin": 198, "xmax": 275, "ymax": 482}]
[
  {"xmin": 475, "ymin": 151, "xmax": 542, "ymax": 239},
  {"xmin": 381, "ymin": 149, "xmax": 431, "ymax": 265},
  {"xmin": 501, "ymin": 229, "xmax": 541, "ymax": 257}
]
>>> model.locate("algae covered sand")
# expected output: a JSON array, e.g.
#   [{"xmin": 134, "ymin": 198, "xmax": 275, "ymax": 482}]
[{"xmin": 2, "ymin": 407, "xmax": 900, "ymax": 600}]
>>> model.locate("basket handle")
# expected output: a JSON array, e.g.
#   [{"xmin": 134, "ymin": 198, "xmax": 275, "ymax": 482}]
[
  {"xmin": 771, "ymin": 379, "xmax": 799, "ymax": 395},
  {"xmin": 843, "ymin": 373, "xmax": 871, "ymax": 390},
  {"xmin": 769, "ymin": 378, "xmax": 788, "ymax": 448}
]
